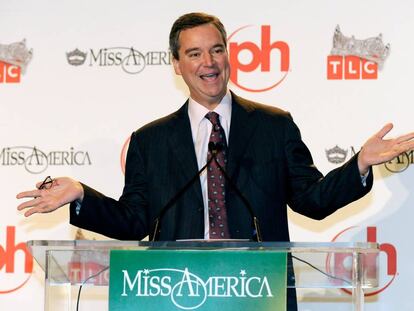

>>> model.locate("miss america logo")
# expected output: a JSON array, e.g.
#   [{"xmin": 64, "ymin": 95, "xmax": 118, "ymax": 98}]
[
  {"xmin": 0, "ymin": 146, "xmax": 92, "ymax": 174},
  {"xmin": 121, "ymin": 268, "xmax": 273, "ymax": 310}
]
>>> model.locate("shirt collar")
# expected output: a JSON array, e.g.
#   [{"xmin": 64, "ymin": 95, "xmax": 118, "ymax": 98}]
[{"xmin": 188, "ymin": 90, "xmax": 232, "ymax": 134}]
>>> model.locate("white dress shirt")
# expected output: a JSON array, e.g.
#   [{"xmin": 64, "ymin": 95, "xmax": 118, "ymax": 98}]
[{"xmin": 187, "ymin": 91, "xmax": 232, "ymax": 239}]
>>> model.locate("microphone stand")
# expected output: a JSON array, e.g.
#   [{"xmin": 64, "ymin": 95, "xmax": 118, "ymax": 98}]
[
  {"xmin": 151, "ymin": 153, "xmax": 215, "ymax": 241},
  {"xmin": 152, "ymin": 142, "xmax": 262, "ymax": 242},
  {"xmin": 208, "ymin": 143, "xmax": 263, "ymax": 242}
]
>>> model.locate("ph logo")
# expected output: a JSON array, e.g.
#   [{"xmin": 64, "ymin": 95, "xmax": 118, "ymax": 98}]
[
  {"xmin": 120, "ymin": 135, "xmax": 131, "ymax": 175},
  {"xmin": 228, "ymin": 25, "xmax": 290, "ymax": 92},
  {"xmin": 327, "ymin": 55, "xmax": 378, "ymax": 80},
  {"xmin": 326, "ymin": 226, "xmax": 397, "ymax": 296},
  {"xmin": 0, "ymin": 226, "xmax": 33, "ymax": 294},
  {"xmin": 0, "ymin": 61, "xmax": 21, "ymax": 83}
]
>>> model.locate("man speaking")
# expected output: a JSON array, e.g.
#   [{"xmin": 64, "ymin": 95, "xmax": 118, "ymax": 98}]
[{"xmin": 17, "ymin": 12, "xmax": 414, "ymax": 310}]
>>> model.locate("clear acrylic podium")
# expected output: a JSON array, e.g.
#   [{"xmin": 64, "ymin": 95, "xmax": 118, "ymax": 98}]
[{"xmin": 28, "ymin": 240, "xmax": 379, "ymax": 311}]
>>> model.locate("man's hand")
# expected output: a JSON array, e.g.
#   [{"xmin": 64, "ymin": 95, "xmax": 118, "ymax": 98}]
[
  {"xmin": 358, "ymin": 123, "xmax": 414, "ymax": 175},
  {"xmin": 17, "ymin": 177, "xmax": 84, "ymax": 217}
]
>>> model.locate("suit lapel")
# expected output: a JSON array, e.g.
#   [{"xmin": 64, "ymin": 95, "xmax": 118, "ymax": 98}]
[
  {"xmin": 227, "ymin": 93, "xmax": 259, "ymax": 178},
  {"xmin": 168, "ymin": 95, "xmax": 257, "ymax": 186},
  {"xmin": 167, "ymin": 101, "xmax": 203, "ymax": 207},
  {"xmin": 164, "ymin": 95, "xmax": 258, "ymax": 239}
]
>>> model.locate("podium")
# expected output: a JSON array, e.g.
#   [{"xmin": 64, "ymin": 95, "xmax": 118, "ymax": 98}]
[{"xmin": 28, "ymin": 240, "xmax": 379, "ymax": 311}]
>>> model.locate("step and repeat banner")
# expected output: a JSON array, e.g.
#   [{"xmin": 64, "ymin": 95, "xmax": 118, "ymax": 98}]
[{"xmin": 1, "ymin": 0, "xmax": 413, "ymax": 309}]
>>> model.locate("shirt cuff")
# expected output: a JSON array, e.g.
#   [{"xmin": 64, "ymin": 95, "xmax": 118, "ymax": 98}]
[
  {"xmin": 360, "ymin": 171, "xmax": 370, "ymax": 187},
  {"xmin": 74, "ymin": 199, "xmax": 82, "ymax": 215}
]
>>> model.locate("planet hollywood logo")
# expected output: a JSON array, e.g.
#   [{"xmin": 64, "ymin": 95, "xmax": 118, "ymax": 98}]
[
  {"xmin": 66, "ymin": 47, "xmax": 172, "ymax": 74},
  {"xmin": 326, "ymin": 226, "xmax": 397, "ymax": 296},
  {"xmin": 0, "ymin": 146, "xmax": 92, "ymax": 174},
  {"xmin": 228, "ymin": 25, "xmax": 290, "ymax": 92},
  {"xmin": 120, "ymin": 135, "xmax": 131, "ymax": 175},
  {"xmin": 121, "ymin": 268, "xmax": 273, "ymax": 310},
  {"xmin": 0, "ymin": 226, "xmax": 33, "ymax": 295}
]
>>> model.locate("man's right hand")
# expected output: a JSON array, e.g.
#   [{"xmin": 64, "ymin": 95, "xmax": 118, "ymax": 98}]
[{"xmin": 16, "ymin": 177, "xmax": 84, "ymax": 217}]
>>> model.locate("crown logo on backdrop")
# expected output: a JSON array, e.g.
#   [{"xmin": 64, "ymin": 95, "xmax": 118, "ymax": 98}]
[
  {"xmin": 66, "ymin": 48, "xmax": 87, "ymax": 66},
  {"xmin": 331, "ymin": 25, "xmax": 390, "ymax": 69},
  {"xmin": 0, "ymin": 39, "xmax": 33, "ymax": 73},
  {"xmin": 325, "ymin": 145, "xmax": 348, "ymax": 164}
]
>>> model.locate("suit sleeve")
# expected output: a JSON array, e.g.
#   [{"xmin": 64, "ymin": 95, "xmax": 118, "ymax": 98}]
[
  {"xmin": 69, "ymin": 131, "xmax": 150, "ymax": 240},
  {"xmin": 283, "ymin": 117, "xmax": 373, "ymax": 219}
]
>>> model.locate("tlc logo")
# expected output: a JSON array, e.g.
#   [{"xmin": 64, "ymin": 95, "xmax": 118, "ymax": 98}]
[
  {"xmin": 0, "ymin": 61, "xmax": 21, "ymax": 83},
  {"xmin": 327, "ymin": 226, "xmax": 397, "ymax": 296},
  {"xmin": 327, "ymin": 55, "xmax": 378, "ymax": 80},
  {"xmin": 0, "ymin": 226, "xmax": 33, "ymax": 294},
  {"xmin": 228, "ymin": 25, "xmax": 290, "ymax": 92}
]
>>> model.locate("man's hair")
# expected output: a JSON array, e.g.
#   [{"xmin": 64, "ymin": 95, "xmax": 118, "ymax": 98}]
[{"xmin": 169, "ymin": 12, "xmax": 227, "ymax": 60}]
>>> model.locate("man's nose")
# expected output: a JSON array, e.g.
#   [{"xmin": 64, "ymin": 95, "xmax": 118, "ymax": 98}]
[{"xmin": 202, "ymin": 53, "xmax": 215, "ymax": 66}]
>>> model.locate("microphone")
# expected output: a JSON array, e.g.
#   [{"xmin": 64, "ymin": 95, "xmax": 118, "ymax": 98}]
[
  {"xmin": 151, "ymin": 151, "xmax": 215, "ymax": 241},
  {"xmin": 208, "ymin": 141, "xmax": 224, "ymax": 154},
  {"xmin": 152, "ymin": 142, "xmax": 262, "ymax": 242},
  {"xmin": 207, "ymin": 143, "xmax": 263, "ymax": 242}
]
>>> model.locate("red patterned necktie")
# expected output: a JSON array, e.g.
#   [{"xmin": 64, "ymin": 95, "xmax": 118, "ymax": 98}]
[{"xmin": 205, "ymin": 112, "xmax": 230, "ymax": 239}]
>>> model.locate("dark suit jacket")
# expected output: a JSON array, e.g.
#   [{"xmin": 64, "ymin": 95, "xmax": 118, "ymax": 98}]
[{"xmin": 70, "ymin": 92, "xmax": 373, "ymax": 241}]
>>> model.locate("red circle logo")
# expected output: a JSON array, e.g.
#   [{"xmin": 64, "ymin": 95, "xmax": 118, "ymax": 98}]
[
  {"xmin": 0, "ymin": 227, "xmax": 33, "ymax": 294},
  {"xmin": 120, "ymin": 135, "xmax": 131, "ymax": 175},
  {"xmin": 325, "ymin": 226, "xmax": 397, "ymax": 296},
  {"xmin": 228, "ymin": 25, "xmax": 290, "ymax": 92}
]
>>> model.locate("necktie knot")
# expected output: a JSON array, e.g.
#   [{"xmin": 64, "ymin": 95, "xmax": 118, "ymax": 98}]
[
  {"xmin": 205, "ymin": 112, "xmax": 221, "ymax": 132},
  {"xmin": 205, "ymin": 111, "xmax": 220, "ymax": 125}
]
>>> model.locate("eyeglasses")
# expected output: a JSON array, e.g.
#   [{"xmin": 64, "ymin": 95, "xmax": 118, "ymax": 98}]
[{"xmin": 38, "ymin": 176, "xmax": 53, "ymax": 190}]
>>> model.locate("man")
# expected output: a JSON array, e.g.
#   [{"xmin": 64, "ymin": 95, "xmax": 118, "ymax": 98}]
[{"xmin": 16, "ymin": 12, "xmax": 414, "ymax": 309}]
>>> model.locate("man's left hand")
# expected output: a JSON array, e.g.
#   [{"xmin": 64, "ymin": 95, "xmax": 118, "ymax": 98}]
[{"xmin": 358, "ymin": 123, "xmax": 414, "ymax": 175}]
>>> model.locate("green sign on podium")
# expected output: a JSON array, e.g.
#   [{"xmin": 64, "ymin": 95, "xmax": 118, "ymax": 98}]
[{"xmin": 109, "ymin": 249, "xmax": 287, "ymax": 310}]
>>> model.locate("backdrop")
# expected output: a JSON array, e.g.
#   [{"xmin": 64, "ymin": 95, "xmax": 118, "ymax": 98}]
[{"xmin": 1, "ymin": 0, "xmax": 412, "ymax": 309}]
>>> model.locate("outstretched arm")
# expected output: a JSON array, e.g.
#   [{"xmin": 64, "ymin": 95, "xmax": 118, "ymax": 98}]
[
  {"xmin": 16, "ymin": 177, "xmax": 84, "ymax": 217},
  {"xmin": 358, "ymin": 123, "xmax": 414, "ymax": 175}
]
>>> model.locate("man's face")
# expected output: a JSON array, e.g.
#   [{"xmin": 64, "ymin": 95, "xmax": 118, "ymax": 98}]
[{"xmin": 173, "ymin": 23, "xmax": 230, "ymax": 109}]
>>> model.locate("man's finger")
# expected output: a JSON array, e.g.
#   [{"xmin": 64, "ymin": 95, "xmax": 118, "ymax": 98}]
[
  {"xmin": 16, "ymin": 189, "xmax": 42, "ymax": 199},
  {"xmin": 17, "ymin": 197, "xmax": 40, "ymax": 211},
  {"xmin": 22, "ymin": 200, "xmax": 54, "ymax": 216},
  {"xmin": 396, "ymin": 132, "xmax": 414, "ymax": 144},
  {"xmin": 398, "ymin": 140, "xmax": 414, "ymax": 153},
  {"xmin": 24, "ymin": 207, "xmax": 43, "ymax": 217},
  {"xmin": 375, "ymin": 123, "xmax": 393, "ymax": 139}
]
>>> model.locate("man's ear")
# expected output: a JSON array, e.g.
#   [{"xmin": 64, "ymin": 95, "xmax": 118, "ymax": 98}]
[{"xmin": 172, "ymin": 57, "xmax": 182, "ymax": 75}]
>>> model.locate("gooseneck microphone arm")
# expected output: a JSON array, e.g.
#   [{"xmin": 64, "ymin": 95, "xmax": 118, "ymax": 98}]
[
  {"xmin": 151, "ymin": 150, "xmax": 216, "ymax": 241},
  {"xmin": 208, "ymin": 142, "xmax": 263, "ymax": 242},
  {"xmin": 152, "ymin": 142, "xmax": 262, "ymax": 242}
]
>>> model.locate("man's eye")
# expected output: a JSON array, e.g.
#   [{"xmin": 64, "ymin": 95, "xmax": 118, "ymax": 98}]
[
  {"xmin": 212, "ymin": 48, "xmax": 224, "ymax": 54},
  {"xmin": 189, "ymin": 52, "xmax": 200, "ymax": 58}
]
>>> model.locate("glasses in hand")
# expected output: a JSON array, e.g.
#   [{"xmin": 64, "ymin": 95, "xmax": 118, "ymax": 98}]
[{"xmin": 38, "ymin": 176, "xmax": 53, "ymax": 190}]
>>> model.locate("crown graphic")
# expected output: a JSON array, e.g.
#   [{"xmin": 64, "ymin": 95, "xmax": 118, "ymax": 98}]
[
  {"xmin": 0, "ymin": 39, "xmax": 33, "ymax": 73},
  {"xmin": 66, "ymin": 48, "xmax": 87, "ymax": 66},
  {"xmin": 325, "ymin": 145, "xmax": 348, "ymax": 164},
  {"xmin": 330, "ymin": 25, "xmax": 390, "ymax": 69}
]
